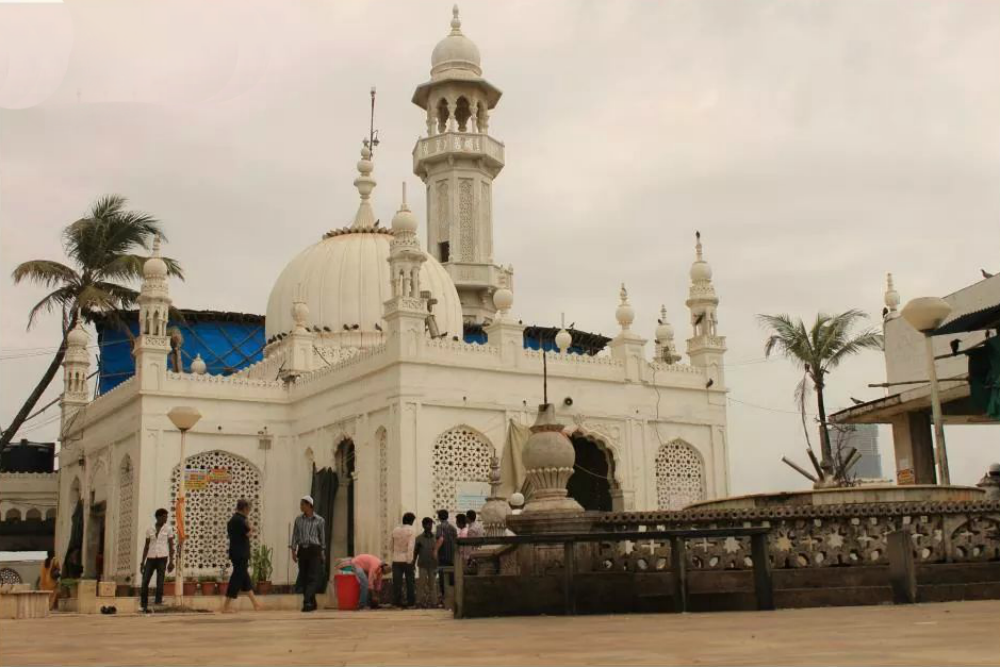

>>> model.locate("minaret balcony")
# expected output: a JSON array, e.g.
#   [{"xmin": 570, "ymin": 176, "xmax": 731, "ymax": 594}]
[{"xmin": 413, "ymin": 131, "xmax": 505, "ymax": 174}]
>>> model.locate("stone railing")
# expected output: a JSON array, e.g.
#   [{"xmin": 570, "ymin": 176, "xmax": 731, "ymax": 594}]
[
  {"xmin": 587, "ymin": 501, "xmax": 1000, "ymax": 572},
  {"xmin": 483, "ymin": 501, "xmax": 1000, "ymax": 577}
]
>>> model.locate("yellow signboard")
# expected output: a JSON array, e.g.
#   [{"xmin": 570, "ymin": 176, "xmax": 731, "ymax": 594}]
[{"xmin": 897, "ymin": 468, "xmax": 915, "ymax": 485}]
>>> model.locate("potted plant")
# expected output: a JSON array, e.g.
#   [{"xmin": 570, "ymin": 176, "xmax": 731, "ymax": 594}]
[
  {"xmin": 250, "ymin": 545, "xmax": 273, "ymax": 595},
  {"xmin": 182, "ymin": 577, "xmax": 198, "ymax": 597},
  {"xmin": 162, "ymin": 575, "xmax": 175, "ymax": 597},
  {"xmin": 198, "ymin": 575, "xmax": 217, "ymax": 596}
]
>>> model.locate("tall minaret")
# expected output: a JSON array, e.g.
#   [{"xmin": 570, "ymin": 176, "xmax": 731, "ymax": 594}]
[
  {"xmin": 685, "ymin": 232, "xmax": 726, "ymax": 385},
  {"xmin": 383, "ymin": 183, "xmax": 431, "ymax": 349},
  {"xmin": 412, "ymin": 5, "xmax": 512, "ymax": 324},
  {"xmin": 60, "ymin": 318, "xmax": 91, "ymax": 430},
  {"xmin": 135, "ymin": 236, "xmax": 172, "ymax": 389}
]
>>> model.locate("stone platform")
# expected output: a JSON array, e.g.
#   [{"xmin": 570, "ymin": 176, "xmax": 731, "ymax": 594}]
[{"xmin": 1, "ymin": 602, "xmax": 998, "ymax": 666}]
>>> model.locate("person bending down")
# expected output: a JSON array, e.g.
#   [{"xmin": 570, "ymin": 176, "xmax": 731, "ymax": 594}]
[{"xmin": 338, "ymin": 554, "xmax": 388, "ymax": 609}]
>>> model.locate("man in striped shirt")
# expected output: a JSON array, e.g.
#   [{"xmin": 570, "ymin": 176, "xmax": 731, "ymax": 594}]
[{"xmin": 290, "ymin": 495, "xmax": 326, "ymax": 612}]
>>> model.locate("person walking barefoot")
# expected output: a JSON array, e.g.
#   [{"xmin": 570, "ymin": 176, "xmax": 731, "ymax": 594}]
[{"xmin": 222, "ymin": 499, "xmax": 263, "ymax": 613}]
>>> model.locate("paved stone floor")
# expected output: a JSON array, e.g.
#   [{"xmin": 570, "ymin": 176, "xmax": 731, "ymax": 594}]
[{"xmin": 2, "ymin": 600, "xmax": 999, "ymax": 666}]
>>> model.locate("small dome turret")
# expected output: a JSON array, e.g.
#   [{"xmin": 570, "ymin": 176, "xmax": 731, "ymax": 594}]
[
  {"xmin": 689, "ymin": 231, "xmax": 712, "ymax": 282},
  {"xmin": 390, "ymin": 183, "xmax": 418, "ymax": 234},
  {"xmin": 67, "ymin": 320, "xmax": 89, "ymax": 349},
  {"xmin": 144, "ymin": 235, "xmax": 168, "ymax": 279},
  {"xmin": 431, "ymin": 5, "xmax": 482, "ymax": 77},
  {"xmin": 655, "ymin": 305, "xmax": 674, "ymax": 343},
  {"xmin": 615, "ymin": 284, "xmax": 635, "ymax": 330}
]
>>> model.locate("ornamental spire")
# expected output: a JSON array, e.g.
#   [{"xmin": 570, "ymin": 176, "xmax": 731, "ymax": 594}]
[
  {"xmin": 350, "ymin": 141, "xmax": 377, "ymax": 230},
  {"xmin": 451, "ymin": 4, "xmax": 462, "ymax": 34}
]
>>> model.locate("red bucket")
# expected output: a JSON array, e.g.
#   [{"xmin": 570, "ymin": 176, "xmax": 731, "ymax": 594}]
[{"xmin": 334, "ymin": 573, "xmax": 360, "ymax": 610}]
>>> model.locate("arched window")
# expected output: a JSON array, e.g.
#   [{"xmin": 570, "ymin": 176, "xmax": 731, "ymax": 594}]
[
  {"xmin": 432, "ymin": 426, "xmax": 494, "ymax": 512},
  {"xmin": 25, "ymin": 508, "xmax": 42, "ymax": 521},
  {"xmin": 170, "ymin": 450, "xmax": 262, "ymax": 576},
  {"xmin": 4, "ymin": 508, "xmax": 21, "ymax": 522},
  {"xmin": 436, "ymin": 98, "xmax": 450, "ymax": 133},
  {"xmin": 655, "ymin": 440, "xmax": 706, "ymax": 510},
  {"xmin": 454, "ymin": 96, "xmax": 471, "ymax": 132}
]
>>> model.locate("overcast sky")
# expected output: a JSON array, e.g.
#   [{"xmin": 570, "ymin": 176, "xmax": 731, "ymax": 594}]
[{"xmin": 1, "ymin": 0, "xmax": 998, "ymax": 494}]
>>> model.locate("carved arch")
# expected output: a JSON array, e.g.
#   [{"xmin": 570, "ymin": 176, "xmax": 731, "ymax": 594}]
[{"xmin": 655, "ymin": 438, "xmax": 706, "ymax": 510}]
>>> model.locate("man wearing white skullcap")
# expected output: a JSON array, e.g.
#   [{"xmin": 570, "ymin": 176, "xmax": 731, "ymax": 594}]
[{"xmin": 290, "ymin": 495, "xmax": 326, "ymax": 612}]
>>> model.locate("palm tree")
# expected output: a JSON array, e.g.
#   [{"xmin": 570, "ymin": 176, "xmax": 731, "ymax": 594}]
[
  {"xmin": 2, "ymin": 195, "xmax": 182, "ymax": 451},
  {"xmin": 758, "ymin": 309, "xmax": 883, "ymax": 478}
]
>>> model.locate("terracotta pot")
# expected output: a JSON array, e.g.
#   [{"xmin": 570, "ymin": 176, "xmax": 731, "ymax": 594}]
[
  {"xmin": 183, "ymin": 581, "xmax": 198, "ymax": 597},
  {"xmin": 116, "ymin": 584, "xmax": 132, "ymax": 597},
  {"xmin": 256, "ymin": 581, "xmax": 272, "ymax": 595},
  {"xmin": 162, "ymin": 581, "xmax": 175, "ymax": 597},
  {"xmin": 200, "ymin": 582, "xmax": 216, "ymax": 596}
]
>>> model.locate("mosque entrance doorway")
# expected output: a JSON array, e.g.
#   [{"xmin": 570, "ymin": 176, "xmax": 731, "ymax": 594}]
[
  {"xmin": 85, "ymin": 502, "xmax": 106, "ymax": 579},
  {"xmin": 567, "ymin": 435, "xmax": 617, "ymax": 512},
  {"xmin": 332, "ymin": 440, "xmax": 356, "ymax": 557}
]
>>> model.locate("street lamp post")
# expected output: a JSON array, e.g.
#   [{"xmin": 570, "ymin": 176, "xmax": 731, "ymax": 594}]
[
  {"xmin": 167, "ymin": 406, "xmax": 202, "ymax": 606},
  {"xmin": 900, "ymin": 297, "xmax": 953, "ymax": 485}
]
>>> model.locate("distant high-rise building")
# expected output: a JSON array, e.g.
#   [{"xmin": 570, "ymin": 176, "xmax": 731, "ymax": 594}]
[{"xmin": 831, "ymin": 423, "xmax": 883, "ymax": 480}]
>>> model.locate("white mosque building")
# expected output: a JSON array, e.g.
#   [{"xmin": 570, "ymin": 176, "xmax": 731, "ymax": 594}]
[{"xmin": 54, "ymin": 7, "xmax": 731, "ymax": 586}]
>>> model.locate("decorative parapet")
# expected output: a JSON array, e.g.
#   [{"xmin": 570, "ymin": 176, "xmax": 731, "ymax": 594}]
[
  {"xmin": 164, "ymin": 371, "xmax": 284, "ymax": 390},
  {"xmin": 234, "ymin": 347, "xmax": 288, "ymax": 381},
  {"xmin": 293, "ymin": 343, "xmax": 388, "ymax": 386},
  {"xmin": 589, "ymin": 500, "xmax": 1000, "ymax": 571},
  {"xmin": 425, "ymin": 337, "xmax": 500, "ymax": 356},
  {"xmin": 647, "ymin": 361, "xmax": 704, "ymax": 376},
  {"xmin": 521, "ymin": 349, "xmax": 623, "ymax": 368}
]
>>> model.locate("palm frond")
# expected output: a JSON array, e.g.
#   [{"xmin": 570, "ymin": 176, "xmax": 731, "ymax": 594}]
[
  {"xmin": 26, "ymin": 285, "xmax": 77, "ymax": 330},
  {"xmin": 11, "ymin": 260, "xmax": 79, "ymax": 288},
  {"xmin": 823, "ymin": 329, "xmax": 884, "ymax": 371}
]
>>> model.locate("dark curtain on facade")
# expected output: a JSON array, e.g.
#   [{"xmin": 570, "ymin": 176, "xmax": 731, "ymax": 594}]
[
  {"xmin": 63, "ymin": 501, "xmax": 84, "ymax": 578},
  {"xmin": 310, "ymin": 467, "xmax": 338, "ymax": 593},
  {"xmin": 969, "ymin": 336, "xmax": 1000, "ymax": 420}
]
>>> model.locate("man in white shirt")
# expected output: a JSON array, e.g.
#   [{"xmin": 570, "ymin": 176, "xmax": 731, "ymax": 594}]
[
  {"xmin": 389, "ymin": 512, "xmax": 417, "ymax": 608},
  {"xmin": 140, "ymin": 508, "xmax": 175, "ymax": 611}
]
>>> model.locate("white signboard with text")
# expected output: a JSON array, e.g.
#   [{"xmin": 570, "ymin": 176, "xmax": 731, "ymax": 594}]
[{"xmin": 455, "ymin": 481, "xmax": 490, "ymax": 512}]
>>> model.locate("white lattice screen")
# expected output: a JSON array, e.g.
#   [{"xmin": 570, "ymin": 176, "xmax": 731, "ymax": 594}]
[
  {"xmin": 169, "ymin": 450, "xmax": 261, "ymax": 575},
  {"xmin": 115, "ymin": 456, "xmax": 135, "ymax": 578},
  {"xmin": 378, "ymin": 430, "xmax": 390, "ymax": 561},
  {"xmin": 432, "ymin": 427, "xmax": 494, "ymax": 512},
  {"xmin": 655, "ymin": 440, "xmax": 706, "ymax": 510}
]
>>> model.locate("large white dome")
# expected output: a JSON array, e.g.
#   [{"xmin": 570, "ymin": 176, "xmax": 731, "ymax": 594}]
[{"xmin": 265, "ymin": 229, "xmax": 464, "ymax": 341}]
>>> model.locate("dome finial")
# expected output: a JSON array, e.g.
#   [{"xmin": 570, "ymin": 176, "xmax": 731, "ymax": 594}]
[
  {"xmin": 616, "ymin": 283, "xmax": 635, "ymax": 331},
  {"xmin": 152, "ymin": 233, "xmax": 162, "ymax": 257},
  {"xmin": 695, "ymin": 230, "xmax": 703, "ymax": 261},
  {"xmin": 451, "ymin": 4, "xmax": 462, "ymax": 33}
]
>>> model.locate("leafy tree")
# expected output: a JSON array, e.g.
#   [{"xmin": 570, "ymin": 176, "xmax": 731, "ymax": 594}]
[
  {"xmin": 2, "ymin": 195, "xmax": 182, "ymax": 451},
  {"xmin": 759, "ymin": 309, "xmax": 883, "ymax": 477}
]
